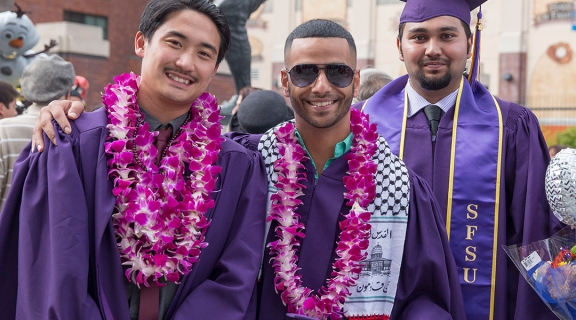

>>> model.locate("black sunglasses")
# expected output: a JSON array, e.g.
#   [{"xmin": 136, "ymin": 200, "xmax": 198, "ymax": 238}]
[{"xmin": 287, "ymin": 64, "xmax": 355, "ymax": 88}]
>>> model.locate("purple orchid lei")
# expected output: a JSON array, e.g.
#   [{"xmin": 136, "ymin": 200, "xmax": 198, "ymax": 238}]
[
  {"xmin": 103, "ymin": 72, "xmax": 223, "ymax": 287},
  {"xmin": 268, "ymin": 108, "xmax": 378, "ymax": 319}
]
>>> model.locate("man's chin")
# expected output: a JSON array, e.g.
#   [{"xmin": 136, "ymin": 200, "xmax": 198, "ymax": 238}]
[{"xmin": 419, "ymin": 74, "xmax": 452, "ymax": 91}]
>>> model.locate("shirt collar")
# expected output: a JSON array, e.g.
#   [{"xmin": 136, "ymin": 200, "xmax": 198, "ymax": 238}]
[
  {"xmin": 406, "ymin": 80, "xmax": 459, "ymax": 117},
  {"xmin": 294, "ymin": 129, "xmax": 354, "ymax": 178},
  {"xmin": 140, "ymin": 107, "xmax": 189, "ymax": 132}
]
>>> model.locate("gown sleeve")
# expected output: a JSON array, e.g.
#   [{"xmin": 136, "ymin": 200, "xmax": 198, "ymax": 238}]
[
  {"xmin": 0, "ymin": 124, "xmax": 106, "ymax": 319},
  {"xmin": 224, "ymin": 131, "xmax": 262, "ymax": 152},
  {"xmin": 504, "ymin": 103, "xmax": 562, "ymax": 243},
  {"xmin": 390, "ymin": 172, "xmax": 466, "ymax": 320},
  {"xmin": 503, "ymin": 103, "xmax": 563, "ymax": 319}
]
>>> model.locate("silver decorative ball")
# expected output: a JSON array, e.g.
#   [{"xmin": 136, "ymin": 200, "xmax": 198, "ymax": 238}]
[{"xmin": 546, "ymin": 148, "xmax": 576, "ymax": 226}]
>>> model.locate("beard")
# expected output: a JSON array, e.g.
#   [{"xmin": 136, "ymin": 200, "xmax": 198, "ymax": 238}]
[{"xmin": 416, "ymin": 69, "xmax": 452, "ymax": 91}]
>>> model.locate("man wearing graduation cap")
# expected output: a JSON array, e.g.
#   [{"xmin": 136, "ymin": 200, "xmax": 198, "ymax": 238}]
[{"xmin": 361, "ymin": 0, "xmax": 562, "ymax": 319}]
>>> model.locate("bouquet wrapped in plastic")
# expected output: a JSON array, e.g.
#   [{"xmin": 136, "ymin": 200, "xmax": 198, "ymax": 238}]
[
  {"xmin": 504, "ymin": 226, "xmax": 576, "ymax": 319},
  {"xmin": 504, "ymin": 148, "xmax": 576, "ymax": 319}
]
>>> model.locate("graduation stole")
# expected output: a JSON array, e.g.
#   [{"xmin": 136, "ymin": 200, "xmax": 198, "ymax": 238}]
[{"xmin": 364, "ymin": 76, "xmax": 503, "ymax": 320}]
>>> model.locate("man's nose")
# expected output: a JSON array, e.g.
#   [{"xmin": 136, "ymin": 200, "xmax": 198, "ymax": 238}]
[
  {"xmin": 311, "ymin": 70, "xmax": 333, "ymax": 93},
  {"xmin": 175, "ymin": 53, "xmax": 195, "ymax": 72},
  {"xmin": 425, "ymin": 39, "xmax": 442, "ymax": 56}
]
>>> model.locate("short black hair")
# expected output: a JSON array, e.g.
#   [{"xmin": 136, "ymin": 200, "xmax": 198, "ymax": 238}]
[
  {"xmin": 0, "ymin": 81, "xmax": 19, "ymax": 107},
  {"xmin": 139, "ymin": 0, "xmax": 231, "ymax": 64},
  {"xmin": 397, "ymin": 19, "xmax": 472, "ymax": 41},
  {"xmin": 284, "ymin": 19, "xmax": 357, "ymax": 66}
]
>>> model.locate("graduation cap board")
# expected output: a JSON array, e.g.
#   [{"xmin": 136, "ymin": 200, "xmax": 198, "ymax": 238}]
[
  {"xmin": 399, "ymin": 0, "xmax": 487, "ymax": 89},
  {"xmin": 399, "ymin": 0, "xmax": 487, "ymax": 24}
]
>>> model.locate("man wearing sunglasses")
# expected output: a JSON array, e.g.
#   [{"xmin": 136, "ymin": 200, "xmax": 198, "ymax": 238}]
[
  {"xmin": 232, "ymin": 19, "xmax": 465, "ymax": 319},
  {"xmin": 30, "ymin": 19, "xmax": 465, "ymax": 319}
]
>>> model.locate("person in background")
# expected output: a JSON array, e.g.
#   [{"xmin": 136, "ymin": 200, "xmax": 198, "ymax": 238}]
[
  {"xmin": 234, "ymin": 89, "xmax": 294, "ymax": 134},
  {"xmin": 360, "ymin": 0, "xmax": 562, "ymax": 318},
  {"xmin": 0, "ymin": 1, "xmax": 267, "ymax": 319},
  {"xmin": 352, "ymin": 67, "xmax": 393, "ymax": 104},
  {"xmin": 0, "ymin": 54, "xmax": 75, "ymax": 211},
  {"xmin": 227, "ymin": 85, "xmax": 261, "ymax": 132},
  {"xmin": 0, "ymin": 80, "xmax": 19, "ymax": 119}
]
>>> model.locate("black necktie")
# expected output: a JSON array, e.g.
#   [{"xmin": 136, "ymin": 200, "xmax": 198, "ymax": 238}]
[{"xmin": 423, "ymin": 104, "xmax": 443, "ymax": 141}]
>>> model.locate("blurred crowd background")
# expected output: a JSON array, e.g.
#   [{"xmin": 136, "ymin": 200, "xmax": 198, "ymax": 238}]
[{"xmin": 0, "ymin": 0, "xmax": 575, "ymax": 146}]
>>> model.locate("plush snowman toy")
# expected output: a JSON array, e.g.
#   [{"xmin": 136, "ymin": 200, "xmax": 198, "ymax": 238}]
[{"xmin": 0, "ymin": 4, "xmax": 56, "ymax": 87}]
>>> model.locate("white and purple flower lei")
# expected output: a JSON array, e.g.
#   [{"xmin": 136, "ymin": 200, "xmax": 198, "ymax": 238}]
[
  {"xmin": 103, "ymin": 72, "xmax": 223, "ymax": 287},
  {"xmin": 268, "ymin": 108, "xmax": 378, "ymax": 319}
]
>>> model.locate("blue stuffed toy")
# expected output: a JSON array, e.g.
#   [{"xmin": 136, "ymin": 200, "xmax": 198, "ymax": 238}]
[{"xmin": 0, "ymin": 4, "xmax": 56, "ymax": 87}]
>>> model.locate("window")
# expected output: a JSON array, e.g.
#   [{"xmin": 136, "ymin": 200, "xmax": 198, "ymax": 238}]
[
  {"xmin": 250, "ymin": 68, "xmax": 259, "ymax": 80},
  {"xmin": 64, "ymin": 11, "xmax": 108, "ymax": 39}
]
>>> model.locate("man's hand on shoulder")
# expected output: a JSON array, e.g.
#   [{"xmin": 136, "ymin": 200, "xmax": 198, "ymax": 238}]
[{"xmin": 32, "ymin": 100, "xmax": 86, "ymax": 152}]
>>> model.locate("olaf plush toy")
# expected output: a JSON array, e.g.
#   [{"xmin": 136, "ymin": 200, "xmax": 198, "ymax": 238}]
[{"xmin": 0, "ymin": 4, "xmax": 56, "ymax": 87}]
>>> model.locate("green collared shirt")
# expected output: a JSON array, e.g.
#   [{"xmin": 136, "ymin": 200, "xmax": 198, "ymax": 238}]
[{"xmin": 294, "ymin": 129, "xmax": 354, "ymax": 179}]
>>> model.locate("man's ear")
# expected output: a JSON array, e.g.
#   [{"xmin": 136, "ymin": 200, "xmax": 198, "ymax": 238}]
[
  {"xmin": 352, "ymin": 69, "xmax": 361, "ymax": 98},
  {"xmin": 135, "ymin": 31, "xmax": 146, "ymax": 58},
  {"xmin": 397, "ymin": 38, "xmax": 404, "ymax": 62},
  {"xmin": 280, "ymin": 69, "xmax": 290, "ymax": 98},
  {"xmin": 0, "ymin": 102, "xmax": 6, "ymax": 117}
]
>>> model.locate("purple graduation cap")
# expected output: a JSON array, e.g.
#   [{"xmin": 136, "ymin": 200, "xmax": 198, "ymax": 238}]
[
  {"xmin": 399, "ymin": 0, "xmax": 487, "ymax": 25},
  {"xmin": 399, "ymin": 0, "xmax": 488, "ymax": 90}
]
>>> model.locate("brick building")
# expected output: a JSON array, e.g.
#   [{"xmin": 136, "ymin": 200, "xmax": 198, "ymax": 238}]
[{"xmin": 16, "ymin": 0, "xmax": 234, "ymax": 111}]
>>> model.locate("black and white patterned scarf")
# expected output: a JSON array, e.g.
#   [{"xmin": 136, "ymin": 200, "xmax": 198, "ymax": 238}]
[{"xmin": 258, "ymin": 121, "xmax": 411, "ymax": 318}]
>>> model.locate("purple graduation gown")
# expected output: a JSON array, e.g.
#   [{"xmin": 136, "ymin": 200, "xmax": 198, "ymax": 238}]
[
  {"xmin": 360, "ymin": 75, "xmax": 564, "ymax": 320},
  {"xmin": 0, "ymin": 107, "xmax": 268, "ymax": 320},
  {"xmin": 229, "ymin": 132, "xmax": 466, "ymax": 320}
]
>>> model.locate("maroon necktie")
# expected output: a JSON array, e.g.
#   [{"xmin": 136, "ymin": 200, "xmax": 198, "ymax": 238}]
[
  {"xmin": 139, "ymin": 126, "xmax": 172, "ymax": 320},
  {"xmin": 139, "ymin": 284, "xmax": 160, "ymax": 320},
  {"xmin": 154, "ymin": 125, "xmax": 173, "ymax": 165}
]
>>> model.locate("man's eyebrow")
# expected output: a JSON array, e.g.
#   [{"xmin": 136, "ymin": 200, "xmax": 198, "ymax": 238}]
[
  {"xmin": 437, "ymin": 26, "xmax": 460, "ymax": 33},
  {"xmin": 165, "ymin": 30, "xmax": 187, "ymax": 40},
  {"xmin": 165, "ymin": 30, "xmax": 218, "ymax": 54},
  {"xmin": 406, "ymin": 25, "xmax": 460, "ymax": 34},
  {"xmin": 199, "ymin": 41, "xmax": 218, "ymax": 54}
]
